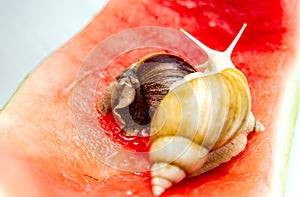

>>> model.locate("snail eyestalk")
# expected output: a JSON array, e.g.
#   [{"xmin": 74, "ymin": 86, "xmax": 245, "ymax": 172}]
[
  {"xmin": 180, "ymin": 23, "xmax": 247, "ymax": 72},
  {"xmin": 179, "ymin": 28, "xmax": 215, "ymax": 56},
  {"xmin": 224, "ymin": 23, "xmax": 247, "ymax": 57}
]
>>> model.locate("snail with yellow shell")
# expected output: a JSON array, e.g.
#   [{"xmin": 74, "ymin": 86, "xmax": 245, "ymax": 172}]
[{"xmin": 98, "ymin": 24, "xmax": 264, "ymax": 196}]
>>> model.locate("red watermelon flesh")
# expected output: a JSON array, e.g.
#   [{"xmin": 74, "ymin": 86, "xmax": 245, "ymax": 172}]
[{"xmin": 0, "ymin": 0, "xmax": 298, "ymax": 197}]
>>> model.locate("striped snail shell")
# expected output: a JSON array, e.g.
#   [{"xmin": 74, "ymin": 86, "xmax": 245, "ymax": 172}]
[
  {"xmin": 149, "ymin": 24, "xmax": 265, "ymax": 196},
  {"xmin": 98, "ymin": 52, "xmax": 196, "ymax": 136}
]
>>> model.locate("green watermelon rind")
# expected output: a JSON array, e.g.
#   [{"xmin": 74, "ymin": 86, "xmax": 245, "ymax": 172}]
[
  {"xmin": 0, "ymin": 73, "xmax": 31, "ymax": 112},
  {"xmin": 271, "ymin": 54, "xmax": 300, "ymax": 197}
]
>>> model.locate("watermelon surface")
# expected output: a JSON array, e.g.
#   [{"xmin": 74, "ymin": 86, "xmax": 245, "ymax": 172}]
[{"xmin": 0, "ymin": 0, "xmax": 298, "ymax": 197}]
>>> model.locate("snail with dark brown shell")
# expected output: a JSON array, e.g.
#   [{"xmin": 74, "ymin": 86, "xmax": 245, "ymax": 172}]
[
  {"xmin": 98, "ymin": 24, "xmax": 264, "ymax": 196},
  {"xmin": 98, "ymin": 52, "xmax": 196, "ymax": 136}
]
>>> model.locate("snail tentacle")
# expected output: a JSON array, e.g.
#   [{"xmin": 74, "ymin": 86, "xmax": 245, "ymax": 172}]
[
  {"xmin": 180, "ymin": 23, "xmax": 247, "ymax": 72},
  {"xmin": 224, "ymin": 23, "xmax": 247, "ymax": 57}
]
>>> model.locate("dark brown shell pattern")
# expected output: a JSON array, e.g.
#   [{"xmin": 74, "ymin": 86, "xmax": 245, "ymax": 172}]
[{"xmin": 98, "ymin": 53, "xmax": 196, "ymax": 136}]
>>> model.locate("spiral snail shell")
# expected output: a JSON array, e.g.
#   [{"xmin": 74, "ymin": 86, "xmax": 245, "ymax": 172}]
[
  {"xmin": 149, "ymin": 24, "xmax": 264, "ymax": 196},
  {"xmin": 98, "ymin": 24, "xmax": 264, "ymax": 196},
  {"xmin": 99, "ymin": 52, "xmax": 196, "ymax": 136}
]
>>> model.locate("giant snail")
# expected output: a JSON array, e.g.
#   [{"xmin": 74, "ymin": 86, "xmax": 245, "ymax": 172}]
[{"xmin": 98, "ymin": 24, "xmax": 264, "ymax": 196}]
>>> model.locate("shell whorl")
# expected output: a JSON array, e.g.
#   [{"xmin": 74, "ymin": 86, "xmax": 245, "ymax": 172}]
[
  {"xmin": 150, "ymin": 67, "xmax": 251, "ymax": 151},
  {"xmin": 136, "ymin": 53, "xmax": 196, "ymax": 114},
  {"xmin": 150, "ymin": 136, "xmax": 209, "ymax": 196}
]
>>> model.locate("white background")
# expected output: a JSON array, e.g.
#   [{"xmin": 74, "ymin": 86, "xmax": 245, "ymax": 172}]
[
  {"xmin": 0, "ymin": 0, "xmax": 298, "ymax": 196},
  {"xmin": 0, "ymin": 0, "xmax": 108, "ymax": 108}
]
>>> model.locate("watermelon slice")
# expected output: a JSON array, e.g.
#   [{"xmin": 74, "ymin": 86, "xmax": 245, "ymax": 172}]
[{"xmin": 0, "ymin": 0, "xmax": 298, "ymax": 197}]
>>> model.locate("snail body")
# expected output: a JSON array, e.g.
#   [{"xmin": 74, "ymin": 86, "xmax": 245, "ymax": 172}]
[
  {"xmin": 149, "ymin": 24, "xmax": 264, "ymax": 196},
  {"xmin": 98, "ymin": 24, "xmax": 264, "ymax": 197}
]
